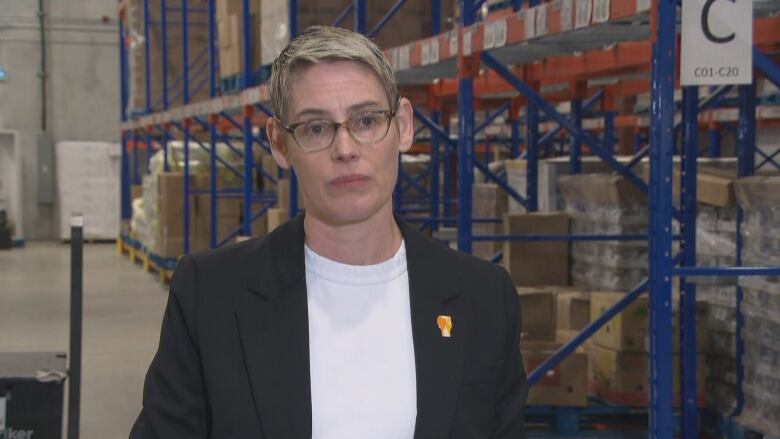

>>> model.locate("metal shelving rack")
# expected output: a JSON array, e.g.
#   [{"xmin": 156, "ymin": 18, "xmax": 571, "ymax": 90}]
[{"xmin": 118, "ymin": 1, "xmax": 780, "ymax": 438}]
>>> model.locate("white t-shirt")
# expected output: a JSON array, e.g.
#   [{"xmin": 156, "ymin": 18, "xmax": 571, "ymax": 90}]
[{"xmin": 305, "ymin": 241, "xmax": 417, "ymax": 439}]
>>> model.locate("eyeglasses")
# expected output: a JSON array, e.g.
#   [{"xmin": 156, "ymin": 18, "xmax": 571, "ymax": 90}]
[{"xmin": 277, "ymin": 109, "xmax": 397, "ymax": 153}]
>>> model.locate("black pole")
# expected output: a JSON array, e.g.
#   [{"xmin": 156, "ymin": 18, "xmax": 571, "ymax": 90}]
[{"xmin": 68, "ymin": 214, "xmax": 83, "ymax": 439}]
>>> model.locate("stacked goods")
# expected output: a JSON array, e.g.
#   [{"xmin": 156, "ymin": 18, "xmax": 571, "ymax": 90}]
[
  {"xmin": 696, "ymin": 200, "xmax": 740, "ymax": 415},
  {"xmin": 124, "ymin": 0, "xmax": 209, "ymax": 113},
  {"xmin": 130, "ymin": 144, "xmax": 263, "ymax": 257},
  {"xmin": 218, "ymin": 0, "xmax": 459, "ymax": 83},
  {"xmin": 503, "ymin": 212, "xmax": 570, "ymax": 287},
  {"xmin": 733, "ymin": 176, "xmax": 780, "ymax": 437},
  {"xmin": 558, "ymin": 174, "xmax": 648, "ymax": 292},
  {"xmin": 517, "ymin": 287, "xmax": 591, "ymax": 407},
  {"xmin": 504, "ymin": 157, "xmax": 615, "ymax": 214},
  {"xmin": 55, "ymin": 142, "xmax": 121, "ymax": 240},
  {"xmin": 217, "ymin": 0, "xmax": 264, "ymax": 80},
  {"xmin": 588, "ymin": 291, "xmax": 708, "ymax": 406},
  {"xmin": 472, "ymin": 183, "xmax": 508, "ymax": 261}
]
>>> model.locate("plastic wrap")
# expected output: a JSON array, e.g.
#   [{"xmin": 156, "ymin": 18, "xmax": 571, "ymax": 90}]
[
  {"xmin": 697, "ymin": 285, "xmax": 738, "ymax": 308},
  {"xmin": 705, "ymin": 378, "xmax": 737, "ymax": 415},
  {"xmin": 707, "ymin": 330, "xmax": 737, "ymax": 358},
  {"xmin": 572, "ymin": 242, "xmax": 648, "ymax": 269},
  {"xmin": 706, "ymin": 304, "xmax": 737, "ymax": 333},
  {"xmin": 706, "ymin": 355, "xmax": 738, "ymax": 385},
  {"xmin": 571, "ymin": 260, "xmax": 646, "ymax": 292},
  {"xmin": 260, "ymin": 0, "xmax": 290, "ymax": 65}
]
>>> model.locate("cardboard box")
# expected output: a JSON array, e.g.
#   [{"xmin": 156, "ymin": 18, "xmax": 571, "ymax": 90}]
[
  {"xmin": 267, "ymin": 207, "xmax": 289, "ymax": 233},
  {"xmin": 590, "ymin": 291, "xmax": 648, "ymax": 352},
  {"xmin": 591, "ymin": 291, "xmax": 709, "ymax": 353},
  {"xmin": 191, "ymin": 194, "xmax": 243, "ymax": 252},
  {"xmin": 638, "ymin": 162, "xmax": 737, "ymax": 207},
  {"xmin": 734, "ymin": 175, "xmax": 780, "ymax": 209},
  {"xmin": 522, "ymin": 336, "xmax": 588, "ymax": 407},
  {"xmin": 503, "ymin": 213, "xmax": 570, "ymax": 287},
  {"xmin": 277, "ymin": 177, "xmax": 305, "ymax": 210},
  {"xmin": 587, "ymin": 343, "xmax": 706, "ymax": 407},
  {"xmin": 516, "ymin": 287, "xmax": 557, "ymax": 341},
  {"xmin": 556, "ymin": 291, "xmax": 591, "ymax": 332},
  {"xmin": 472, "ymin": 183, "xmax": 508, "ymax": 260},
  {"xmin": 558, "ymin": 173, "xmax": 646, "ymax": 206},
  {"xmin": 157, "ymin": 173, "xmax": 194, "ymax": 239},
  {"xmin": 216, "ymin": 0, "xmax": 262, "ymax": 78}
]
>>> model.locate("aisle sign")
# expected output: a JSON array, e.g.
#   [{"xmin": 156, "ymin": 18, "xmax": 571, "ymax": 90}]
[{"xmin": 681, "ymin": 0, "xmax": 752, "ymax": 85}]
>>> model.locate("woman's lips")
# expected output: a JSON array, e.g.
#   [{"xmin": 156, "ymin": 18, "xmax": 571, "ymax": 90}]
[{"xmin": 329, "ymin": 174, "xmax": 370, "ymax": 188}]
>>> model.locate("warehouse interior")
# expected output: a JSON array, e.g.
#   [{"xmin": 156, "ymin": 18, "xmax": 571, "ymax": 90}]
[{"xmin": 1, "ymin": 0, "xmax": 780, "ymax": 438}]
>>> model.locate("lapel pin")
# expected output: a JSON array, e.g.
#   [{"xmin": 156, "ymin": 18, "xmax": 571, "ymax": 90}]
[{"xmin": 437, "ymin": 315, "xmax": 453, "ymax": 338}]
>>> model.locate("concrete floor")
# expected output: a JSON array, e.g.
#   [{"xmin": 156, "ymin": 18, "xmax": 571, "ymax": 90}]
[{"xmin": 0, "ymin": 242, "xmax": 168, "ymax": 438}]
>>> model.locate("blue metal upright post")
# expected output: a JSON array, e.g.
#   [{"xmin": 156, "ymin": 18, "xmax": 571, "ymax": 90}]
[
  {"xmin": 443, "ymin": 115, "xmax": 452, "ymax": 227},
  {"xmin": 120, "ymin": 133, "xmax": 131, "ymax": 222},
  {"xmin": 604, "ymin": 112, "xmax": 615, "ymax": 155},
  {"xmin": 143, "ymin": 0, "xmax": 152, "ymax": 113},
  {"xmin": 133, "ymin": 130, "xmax": 140, "ymax": 184},
  {"xmin": 161, "ymin": 0, "xmax": 169, "ymax": 109},
  {"xmin": 510, "ymin": 108, "xmax": 520, "ymax": 159},
  {"xmin": 208, "ymin": 0, "xmax": 218, "ymax": 248},
  {"xmin": 680, "ymin": 86, "xmax": 699, "ymax": 439},
  {"xmin": 119, "ymin": 11, "xmax": 131, "ymax": 224},
  {"xmin": 733, "ymin": 81, "xmax": 757, "ymax": 415},
  {"xmin": 289, "ymin": 0, "xmax": 298, "ymax": 37},
  {"xmin": 182, "ymin": 0, "xmax": 191, "ymax": 254},
  {"xmin": 569, "ymin": 98, "xmax": 582, "ymax": 173},
  {"xmin": 145, "ymin": 128, "xmax": 153, "ymax": 173},
  {"xmin": 354, "ymin": 0, "xmax": 367, "ymax": 33},
  {"xmin": 457, "ymin": 0, "xmax": 475, "ymax": 253},
  {"xmin": 241, "ymin": 0, "xmax": 251, "ymax": 88},
  {"xmin": 708, "ymin": 127, "xmax": 721, "ymax": 157},
  {"xmin": 526, "ymin": 103, "xmax": 539, "ymax": 212},
  {"xmin": 289, "ymin": 0, "xmax": 300, "ymax": 218},
  {"xmin": 431, "ymin": 111, "xmax": 441, "ymax": 231},
  {"xmin": 431, "ymin": 0, "xmax": 441, "ymax": 35},
  {"xmin": 648, "ymin": 0, "xmax": 677, "ymax": 432}
]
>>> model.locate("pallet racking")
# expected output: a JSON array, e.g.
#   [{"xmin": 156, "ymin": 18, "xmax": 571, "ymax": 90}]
[{"xmin": 118, "ymin": 1, "xmax": 780, "ymax": 437}]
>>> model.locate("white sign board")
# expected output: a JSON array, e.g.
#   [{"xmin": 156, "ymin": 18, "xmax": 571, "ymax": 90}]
[{"xmin": 681, "ymin": 0, "xmax": 752, "ymax": 85}]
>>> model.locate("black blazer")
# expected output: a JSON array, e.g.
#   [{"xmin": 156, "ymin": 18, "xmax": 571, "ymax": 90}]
[{"xmin": 130, "ymin": 214, "xmax": 527, "ymax": 439}]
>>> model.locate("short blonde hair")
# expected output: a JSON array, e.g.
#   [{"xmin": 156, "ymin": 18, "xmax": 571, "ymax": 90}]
[{"xmin": 269, "ymin": 25, "xmax": 399, "ymax": 122}]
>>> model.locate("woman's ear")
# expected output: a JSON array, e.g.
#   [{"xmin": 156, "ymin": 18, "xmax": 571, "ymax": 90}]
[
  {"xmin": 266, "ymin": 117, "xmax": 292, "ymax": 170},
  {"xmin": 395, "ymin": 97, "xmax": 414, "ymax": 154}
]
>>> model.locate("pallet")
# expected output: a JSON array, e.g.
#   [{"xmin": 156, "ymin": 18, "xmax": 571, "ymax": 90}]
[
  {"xmin": 117, "ymin": 235, "xmax": 176, "ymax": 284},
  {"xmin": 701, "ymin": 410, "xmax": 767, "ymax": 439},
  {"xmin": 525, "ymin": 398, "xmax": 679, "ymax": 437}
]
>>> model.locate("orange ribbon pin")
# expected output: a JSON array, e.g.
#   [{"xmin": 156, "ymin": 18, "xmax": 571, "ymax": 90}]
[{"xmin": 437, "ymin": 315, "xmax": 453, "ymax": 338}]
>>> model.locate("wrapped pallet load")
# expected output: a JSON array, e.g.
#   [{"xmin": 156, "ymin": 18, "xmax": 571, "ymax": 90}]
[
  {"xmin": 558, "ymin": 173, "xmax": 649, "ymax": 292},
  {"xmin": 733, "ymin": 176, "xmax": 780, "ymax": 437}
]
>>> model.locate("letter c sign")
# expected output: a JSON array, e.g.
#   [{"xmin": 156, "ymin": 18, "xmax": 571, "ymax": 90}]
[{"xmin": 701, "ymin": 0, "xmax": 736, "ymax": 43}]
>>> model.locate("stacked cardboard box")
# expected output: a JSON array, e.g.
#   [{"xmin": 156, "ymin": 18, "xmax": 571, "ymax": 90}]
[
  {"xmin": 559, "ymin": 174, "xmax": 648, "ymax": 292},
  {"xmin": 124, "ymin": 0, "xmax": 209, "ymax": 113},
  {"xmin": 588, "ymin": 291, "xmax": 707, "ymax": 407},
  {"xmin": 472, "ymin": 183, "xmax": 508, "ymax": 261},
  {"xmin": 217, "ymin": 0, "xmax": 264, "ymax": 78},
  {"xmin": 733, "ymin": 176, "xmax": 780, "ymax": 437},
  {"xmin": 517, "ymin": 287, "xmax": 591, "ymax": 407},
  {"xmin": 503, "ymin": 212, "xmax": 570, "ymax": 287}
]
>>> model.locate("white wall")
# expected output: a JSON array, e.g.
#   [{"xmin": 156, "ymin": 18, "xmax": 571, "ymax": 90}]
[{"xmin": 0, "ymin": 0, "xmax": 119, "ymax": 239}]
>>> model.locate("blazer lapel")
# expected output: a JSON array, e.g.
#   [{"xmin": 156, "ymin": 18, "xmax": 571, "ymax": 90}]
[
  {"xmin": 399, "ymin": 218, "xmax": 465, "ymax": 438},
  {"xmin": 234, "ymin": 214, "xmax": 312, "ymax": 439}
]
